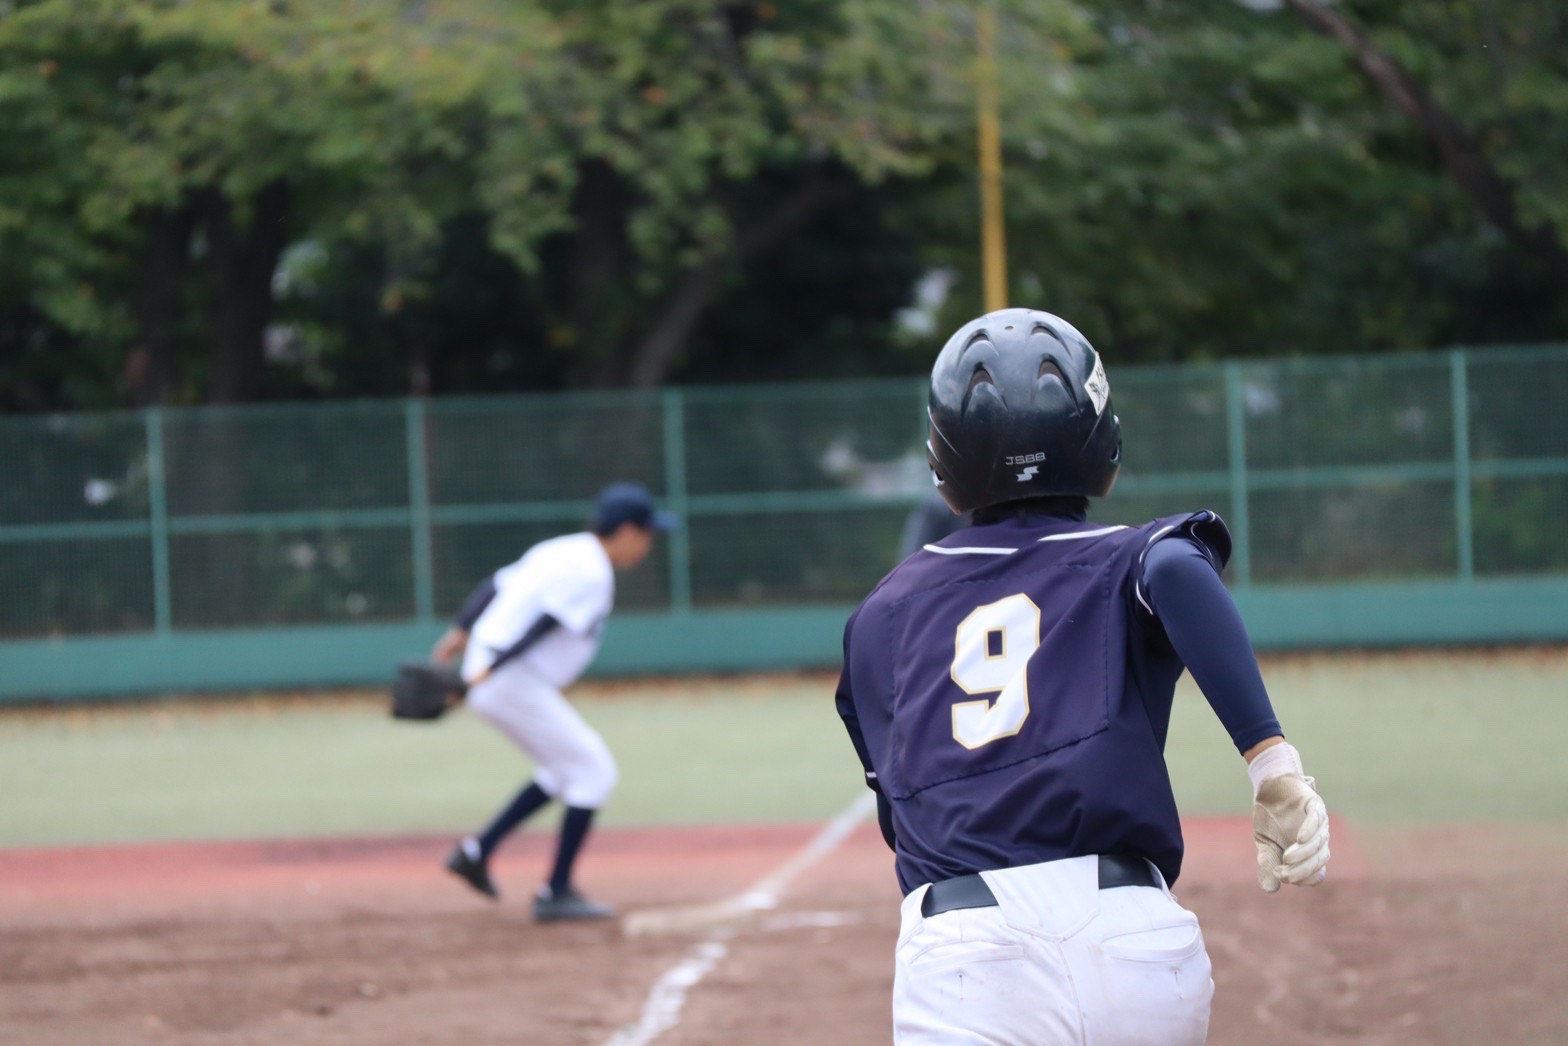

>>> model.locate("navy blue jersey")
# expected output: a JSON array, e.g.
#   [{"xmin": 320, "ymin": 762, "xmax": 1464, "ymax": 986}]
[{"xmin": 836, "ymin": 509, "xmax": 1231, "ymax": 894}]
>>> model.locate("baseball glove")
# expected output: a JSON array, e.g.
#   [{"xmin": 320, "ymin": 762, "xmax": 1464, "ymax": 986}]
[{"xmin": 390, "ymin": 660, "xmax": 467, "ymax": 721}]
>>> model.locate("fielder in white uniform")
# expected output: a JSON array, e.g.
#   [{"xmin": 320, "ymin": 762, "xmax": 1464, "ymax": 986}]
[{"xmin": 432, "ymin": 481, "xmax": 676, "ymax": 922}]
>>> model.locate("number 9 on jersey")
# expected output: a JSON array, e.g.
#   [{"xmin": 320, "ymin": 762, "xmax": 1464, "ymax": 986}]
[{"xmin": 949, "ymin": 593, "xmax": 1041, "ymax": 749}]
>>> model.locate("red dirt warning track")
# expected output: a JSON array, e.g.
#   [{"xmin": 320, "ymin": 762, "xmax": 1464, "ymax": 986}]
[{"xmin": 2, "ymin": 816, "xmax": 1566, "ymax": 1045}]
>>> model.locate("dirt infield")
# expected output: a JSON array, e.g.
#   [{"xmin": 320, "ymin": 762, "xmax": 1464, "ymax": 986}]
[{"xmin": 2, "ymin": 817, "xmax": 1566, "ymax": 1045}]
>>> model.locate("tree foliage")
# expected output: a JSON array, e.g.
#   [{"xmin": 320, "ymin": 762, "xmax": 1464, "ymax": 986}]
[
  {"xmin": 1, "ymin": 0, "xmax": 1564, "ymax": 409},
  {"xmin": 937, "ymin": 0, "xmax": 1568, "ymax": 363}
]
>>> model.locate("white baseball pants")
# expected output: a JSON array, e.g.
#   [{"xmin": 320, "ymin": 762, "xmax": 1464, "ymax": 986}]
[
  {"xmin": 464, "ymin": 662, "xmax": 618, "ymax": 809},
  {"xmin": 893, "ymin": 855, "xmax": 1213, "ymax": 1045}
]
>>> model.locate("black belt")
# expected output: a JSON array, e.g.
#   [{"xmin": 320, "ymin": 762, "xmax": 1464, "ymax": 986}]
[{"xmin": 920, "ymin": 855, "xmax": 1160, "ymax": 917}]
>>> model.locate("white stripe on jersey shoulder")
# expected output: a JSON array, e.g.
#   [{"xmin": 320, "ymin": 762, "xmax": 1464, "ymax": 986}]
[
  {"xmin": 1035, "ymin": 525, "xmax": 1130, "ymax": 543},
  {"xmin": 924, "ymin": 524, "xmax": 1130, "ymax": 556}
]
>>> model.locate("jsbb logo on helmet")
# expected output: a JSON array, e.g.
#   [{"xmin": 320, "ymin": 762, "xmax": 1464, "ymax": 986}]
[{"xmin": 1006, "ymin": 451, "xmax": 1046, "ymax": 483}]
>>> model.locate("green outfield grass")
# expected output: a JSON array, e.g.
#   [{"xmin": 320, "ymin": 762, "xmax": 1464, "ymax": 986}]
[
  {"xmin": 0, "ymin": 648, "xmax": 1564, "ymax": 848},
  {"xmin": 1165, "ymin": 646, "xmax": 1568, "ymax": 822}
]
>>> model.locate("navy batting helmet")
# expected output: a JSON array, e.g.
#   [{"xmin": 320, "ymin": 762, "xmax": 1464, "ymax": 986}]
[{"xmin": 926, "ymin": 308, "xmax": 1121, "ymax": 514}]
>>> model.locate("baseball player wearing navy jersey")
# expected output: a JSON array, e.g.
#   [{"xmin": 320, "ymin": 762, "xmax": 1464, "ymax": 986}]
[
  {"xmin": 836, "ymin": 309, "xmax": 1330, "ymax": 1043},
  {"xmin": 433, "ymin": 482, "xmax": 676, "ymax": 922}
]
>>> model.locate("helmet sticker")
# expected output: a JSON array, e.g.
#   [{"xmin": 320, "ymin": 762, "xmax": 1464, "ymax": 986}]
[{"xmin": 1085, "ymin": 352, "xmax": 1110, "ymax": 415}]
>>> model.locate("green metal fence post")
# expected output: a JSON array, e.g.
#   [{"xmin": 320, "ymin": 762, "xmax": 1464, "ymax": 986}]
[
  {"xmin": 144, "ymin": 407, "xmax": 173, "ymax": 635},
  {"xmin": 1451, "ymin": 350, "xmax": 1475, "ymax": 582},
  {"xmin": 405, "ymin": 399, "xmax": 436, "ymax": 622},
  {"xmin": 662, "ymin": 388, "xmax": 693, "ymax": 612},
  {"xmin": 1224, "ymin": 363, "xmax": 1253, "ymax": 587}
]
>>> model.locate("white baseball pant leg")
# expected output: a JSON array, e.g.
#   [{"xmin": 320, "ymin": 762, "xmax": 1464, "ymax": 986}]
[
  {"xmin": 464, "ymin": 662, "xmax": 618, "ymax": 809},
  {"xmin": 893, "ymin": 855, "xmax": 1213, "ymax": 1045}
]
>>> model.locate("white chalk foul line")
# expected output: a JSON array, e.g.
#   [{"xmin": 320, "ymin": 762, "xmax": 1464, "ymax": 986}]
[
  {"xmin": 605, "ymin": 791, "xmax": 877, "ymax": 1046},
  {"xmin": 603, "ymin": 940, "xmax": 729, "ymax": 1046}
]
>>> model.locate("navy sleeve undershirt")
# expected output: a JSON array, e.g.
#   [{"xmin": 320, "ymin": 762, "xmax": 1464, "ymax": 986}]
[
  {"xmin": 1142, "ymin": 537, "xmax": 1283, "ymax": 753},
  {"xmin": 453, "ymin": 577, "xmax": 499, "ymax": 630},
  {"xmin": 488, "ymin": 613, "xmax": 561, "ymax": 674}
]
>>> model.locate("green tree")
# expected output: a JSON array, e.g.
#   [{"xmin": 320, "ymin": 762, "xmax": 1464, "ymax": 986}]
[
  {"xmin": 0, "ymin": 0, "xmax": 542, "ymax": 404},
  {"xmin": 926, "ymin": 0, "xmax": 1568, "ymax": 362},
  {"xmin": 2, "ymin": 1, "xmax": 1565, "ymax": 409},
  {"xmin": 1284, "ymin": 0, "xmax": 1568, "ymax": 285}
]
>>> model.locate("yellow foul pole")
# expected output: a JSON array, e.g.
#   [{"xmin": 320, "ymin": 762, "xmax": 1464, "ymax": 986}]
[{"xmin": 976, "ymin": 3, "xmax": 1008, "ymax": 313}]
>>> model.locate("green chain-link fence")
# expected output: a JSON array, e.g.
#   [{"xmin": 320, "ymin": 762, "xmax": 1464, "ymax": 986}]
[{"xmin": 3, "ymin": 346, "xmax": 1566, "ymax": 699}]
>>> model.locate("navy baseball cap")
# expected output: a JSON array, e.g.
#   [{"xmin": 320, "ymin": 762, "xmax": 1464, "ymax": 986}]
[{"xmin": 592, "ymin": 482, "xmax": 678, "ymax": 533}]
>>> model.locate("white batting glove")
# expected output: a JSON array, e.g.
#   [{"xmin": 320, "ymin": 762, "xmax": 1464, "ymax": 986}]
[{"xmin": 1249, "ymin": 742, "xmax": 1330, "ymax": 893}]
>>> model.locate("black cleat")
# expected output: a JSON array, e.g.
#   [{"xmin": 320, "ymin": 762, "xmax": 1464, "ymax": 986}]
[
  {"xmin": 445, "ymin": 845, "xmax": 499, "ymax": 900},
  {"xmin": 533, "ymin": 886, "xmax": 615, "ymax": 922}
]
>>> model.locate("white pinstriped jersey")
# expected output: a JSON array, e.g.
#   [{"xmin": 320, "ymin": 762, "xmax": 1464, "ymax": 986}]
[{"xmin": 463, "ymin": 532, "xmax": 614, "ymax": 688}]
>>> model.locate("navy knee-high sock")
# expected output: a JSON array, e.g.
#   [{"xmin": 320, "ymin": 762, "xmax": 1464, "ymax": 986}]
[
  {"xmin": 475, "ymin": 781, "xmax": 551, "ymax": 859},
  {"xmin": 548, "ymin": 806, "xmax": 597, "ymax": 895}
]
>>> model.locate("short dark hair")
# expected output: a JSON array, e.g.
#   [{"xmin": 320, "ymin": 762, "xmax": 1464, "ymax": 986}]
[{"xmin": 970, "ymin": 495, "xmax": 1089, "ymax": 526}]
